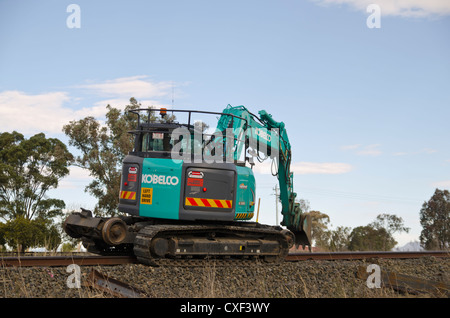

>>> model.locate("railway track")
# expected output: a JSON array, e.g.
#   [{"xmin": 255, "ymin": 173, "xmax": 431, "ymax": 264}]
[
  {"xmin": 1, "ymin": 250, "xmax": 448, "ymax": 267},
  {"xmin": 286, "ymin": 250, "xmax": 449, "ymax": 261},
  {"xmin": 0, "ymin": 255, "xmax": 138, "ymax": 267}
]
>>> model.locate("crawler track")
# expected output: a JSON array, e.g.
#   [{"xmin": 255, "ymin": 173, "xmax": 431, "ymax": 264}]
[
  {"xmin": 1, "ymin": 251, "xmax": 447, "ymax": 267},
  {"xmin": 133, "ymin": 223, "xmax": 292, "ymax": 266}
]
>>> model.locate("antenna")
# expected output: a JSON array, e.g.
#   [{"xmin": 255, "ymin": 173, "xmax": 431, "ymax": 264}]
[{"xmin": 171, "ymin": 81, "xmax": 174, "ymax": 109}]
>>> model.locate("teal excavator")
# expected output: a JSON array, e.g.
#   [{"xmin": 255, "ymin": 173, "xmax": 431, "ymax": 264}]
[{"xmin": 64, "ymin": 105, "xmax": 312, "ymax": 265}]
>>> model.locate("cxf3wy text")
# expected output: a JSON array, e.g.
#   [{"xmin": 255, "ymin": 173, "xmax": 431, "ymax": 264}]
[{"xmin": 180, "ymin": 302, "xmax": 270, "ymax": 314}]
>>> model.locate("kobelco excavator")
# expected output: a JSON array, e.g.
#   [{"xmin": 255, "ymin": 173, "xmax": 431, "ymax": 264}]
[{"xmin": 64, "ymin": 105, "xmax": 312, "ymax": 265}]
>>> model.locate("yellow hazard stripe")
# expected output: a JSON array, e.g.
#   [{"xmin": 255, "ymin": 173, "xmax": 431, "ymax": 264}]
[
  {"xmin": 234, "ymin": 212, "xmax": 254, "ymax": 220},
  {"xmin": 120, "ymin": 191, "xmax": 136, "ymax": 200}
]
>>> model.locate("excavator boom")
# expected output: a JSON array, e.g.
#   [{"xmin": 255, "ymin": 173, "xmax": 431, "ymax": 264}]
[{"xmin": 214, "ymin": 105, "xmax": 312, "ymax": 248}]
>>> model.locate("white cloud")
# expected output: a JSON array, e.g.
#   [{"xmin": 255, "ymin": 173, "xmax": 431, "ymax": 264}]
[
  {"xmin": 91, "ymin": 98, "xmax": 171, "ymax": 113},
  {"xmin": 341, "ymin": 143, "xmax": 382, "ymax": 156},
  {"xmin": 0, "ymin": 90, "xmax": 110, "ymax": 134},
  {"xmin": 342, "ymin": 144, "xmax": 438, "ymax": 158},
  {"xmin": 58, "ymin": 166, "xmax": 93, "ymax": 189},
  {"xmin": 254, "ymin": 160, "xmax": 352, "ymax": 175},
  {"xmin": 357, "ymin": 144, "xmax": 382, "ymax": 156},
  {"xmin": 421, "ymin": 148, "xmax": 437, "ymax": 154},
  {"xmin": 78, "ymin": 75, "xmax": 173, "ymax": 99},
  {"xmin": 431, "ymin": 180, "xmax": 450, "ymax": 189},
  {"xmin": 312, "ymin": 0, "xmax": 450, "ymax": 17},
  {"xmin": 0, "ymin": 76, "xmax": 178, "ymax": 134},
  {"xmin": 393, "ymin": 148, "xmax": 437, "ymax": 156},
  {"xmin": 0, "ymin": 90, "xmax": 72, "ymax": 134},
  {"xmin": 393, "ymin": 152, "xmax": 408, "ymax": 156},
  {"xmin": 340, "ymin": 144, "xmax": 361, "ymax": 151},
  {"xmin": 292, "ymin": 162, "xmax": 353, "ymax": 174}
]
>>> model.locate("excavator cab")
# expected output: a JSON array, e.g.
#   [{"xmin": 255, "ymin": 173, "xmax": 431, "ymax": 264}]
[{"xmin": 118, "ymin": 108, "xmax": 256, "ymax": 222}]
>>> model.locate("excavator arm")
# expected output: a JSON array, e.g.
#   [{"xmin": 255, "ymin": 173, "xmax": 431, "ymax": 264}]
[{"xmin": 214, "ymin": 105, "xmax": 312, "ymax": 249}]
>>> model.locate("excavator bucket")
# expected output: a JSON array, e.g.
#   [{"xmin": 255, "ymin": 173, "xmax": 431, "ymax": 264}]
[{"xmin": 290, "ymin": 212, "xmax": 312, "ymax": 251}]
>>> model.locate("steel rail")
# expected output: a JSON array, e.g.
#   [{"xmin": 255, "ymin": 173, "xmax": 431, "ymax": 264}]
[
  {"xmin": 0, "ymin": 255, "xmax": 138, "ymax": 267},
  {"xmin": 0, "ymin": 251, "xmax": 448, "ymax": 267},
  {"xmin": 285, "ymin": 250, "xmax": 449, "ymax": 261}
]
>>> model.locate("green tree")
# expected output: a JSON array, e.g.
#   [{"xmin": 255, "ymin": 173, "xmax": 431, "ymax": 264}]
[
  {"xmin": 348, "ymin": 225, "xmax": 396, "ymax": 251},
  {"xmin": 40, "ymin": 219, "xmax": 62, "ymax": 252},
  {"xmin": 348, "ymin": 213, "xmax": 409, "ymax": 251},
  {"xmin": 304, "ymin": 209, "xmax": 351, "ymax": 251},
  {"xmin": 370, "ymin": 213, "xmax": 410, "ymax": 250},
  {"xmin": 328, "ymin": 226, "xmax": 351, "ymax": 251},
  {"xmin": 308, "ymin": 210, "xmax": 331, "ymax": 248},
  {"xmin": 0, "ymin": 217, "xmax": 61, "ymax": 252},
  {"xmin": 63, "ymin": 99, "xmax": 141, "ymax": 216},
  {"xmin": 420, "ymin": 189, "xmax": 449, "ymax": 250},
  {"xmin": 0, "ymin": 131, "xmax": 73, "ymax": 251},
  {"xmin": 60, "ymin": 241, "xmax": 77, "ymax": 252},
  {"xmin": 0, "ymin": 224, "xmax": 6, "ymax": 250}
]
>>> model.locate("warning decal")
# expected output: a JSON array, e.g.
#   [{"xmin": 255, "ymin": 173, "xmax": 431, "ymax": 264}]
[
  {"xmin": 140, "ymin": 188, "xmax": 153, "ymax": 205},
  {"xmin": 185, "ymin": 197, "xmax": 232, "ymax": 209},
  {"xmin": 120, "ymin": 191, "xmax": 136, "ymax": 200},
  {"xmin": 187, "ymin": 178, "xmax": 203, "ymax": 187}
]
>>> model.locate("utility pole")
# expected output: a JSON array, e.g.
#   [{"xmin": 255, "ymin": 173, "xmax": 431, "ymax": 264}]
[{"xmin": 273, "ymin": 184, "xmax": 279, "ymax": 225}]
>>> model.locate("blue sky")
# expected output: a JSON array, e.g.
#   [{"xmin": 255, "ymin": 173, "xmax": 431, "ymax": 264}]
[{"xmin": 1, "ymin": 0, "xmax": 449, "ymax": 247}]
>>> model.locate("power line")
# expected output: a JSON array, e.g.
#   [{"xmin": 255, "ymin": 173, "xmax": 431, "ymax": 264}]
[{"xmin": 255, "ymin": 182, "xmax": 420, "ymax": 205}]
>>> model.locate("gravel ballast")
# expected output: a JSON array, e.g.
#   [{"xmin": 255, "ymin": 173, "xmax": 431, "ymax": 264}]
[{"xmin": 0, "ymin": 257, "xmax": 448, "ymax": 298}]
